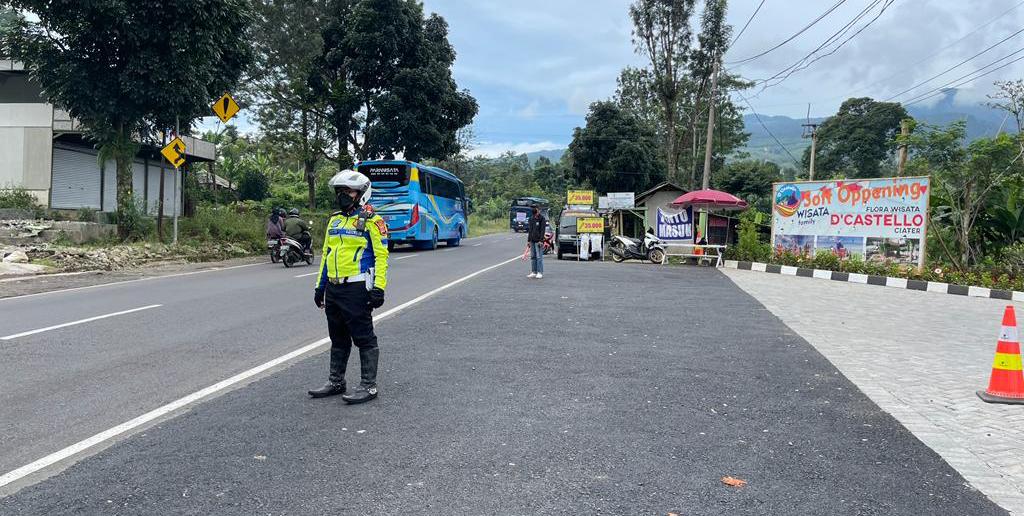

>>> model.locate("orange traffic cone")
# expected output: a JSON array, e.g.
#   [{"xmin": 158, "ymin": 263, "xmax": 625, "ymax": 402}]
[{"xmin": 977, "ymin": 305, "xmax": 1024, "ymax": 405}]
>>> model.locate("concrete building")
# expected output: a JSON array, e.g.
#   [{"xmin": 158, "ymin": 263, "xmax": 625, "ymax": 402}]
[{"xmin": 0, "ymin": 60, "xmax": 214, "ymax": 214}]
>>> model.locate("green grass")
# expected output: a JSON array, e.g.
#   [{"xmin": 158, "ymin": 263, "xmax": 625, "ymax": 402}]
[{"xmin": 468, "ymin": 215, "xmax": 509, "ymax": 238}]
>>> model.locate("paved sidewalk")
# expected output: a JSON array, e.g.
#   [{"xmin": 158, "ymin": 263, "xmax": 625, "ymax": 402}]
[{"xmin": 724, "ymin": 268, "xmax": 1024, "ymax": 514}]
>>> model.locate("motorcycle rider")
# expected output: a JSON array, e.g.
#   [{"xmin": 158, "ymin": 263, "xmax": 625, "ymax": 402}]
[
  {"xmin": 309, "ymin": 170, "xmax": 389, "ymax": 404},
  {"xmin": 284, "ymin": 207, "xmax": 312, "ymax": 253}
]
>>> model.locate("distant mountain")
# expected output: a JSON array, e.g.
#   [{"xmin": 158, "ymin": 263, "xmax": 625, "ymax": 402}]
[
  {"xmin": 513, "ymin": 91, "xmax": 1012, "ymax": 169},
  {"xmin": 736, "ymin": 90, "xmax": 1013, "ymax": 167},
  {"xmin": 525, "ymin": 148, "xmax": 565, "ymax": 165}
]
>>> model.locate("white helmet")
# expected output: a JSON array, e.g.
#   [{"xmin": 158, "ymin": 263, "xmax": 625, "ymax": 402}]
[{"xmin": 328, "ymin": 169, "xmax": 372, "ymax": 206}]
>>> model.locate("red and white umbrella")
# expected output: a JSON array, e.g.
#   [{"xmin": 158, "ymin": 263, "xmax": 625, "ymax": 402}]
[{"xmin": 670, "ymin": 189, "xmax": 748, "ymax": 211}]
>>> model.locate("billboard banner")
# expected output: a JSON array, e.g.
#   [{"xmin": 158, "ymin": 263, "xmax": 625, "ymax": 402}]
[
  {"xmin": 771, "ymin": 176, "xmax": 930, "ymax": 267},
  {"xmin": 577, "ymin": 217, "xmax": 605, "ymax": 233},
  {"xmin": 599, "ymin": 192, "xmax": 634, "ymax": 210},
  {"xmin": 656, "ymin": 207, "xmax": 693, "ymax": 241},
  {"xmin": 567, "ymin": 190, "xmax": 595, "ymax": 206}
]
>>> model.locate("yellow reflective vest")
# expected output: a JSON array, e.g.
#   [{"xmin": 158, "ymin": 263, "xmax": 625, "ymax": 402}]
[{"xmin": 314, "ymin": 210, "xmax": 389, "ymax": 290}]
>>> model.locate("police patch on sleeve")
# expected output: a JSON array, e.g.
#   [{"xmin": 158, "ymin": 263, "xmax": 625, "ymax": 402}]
[{"xmin": 374, "ymin": 218, "xmax": 389, "ymax": 236}]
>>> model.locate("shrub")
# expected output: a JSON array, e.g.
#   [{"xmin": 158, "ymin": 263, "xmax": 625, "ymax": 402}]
[
  {"xmin": 812, "ymin": 250, "xmax": 840, "ymax": 271},
  {"xmin": 733, "ymin": 210, "xmax": 771, "ymax": 262},
  {"xmin": 77, "ymin": 207, "xmax": 97, "ymax": 222},
  {"xmin": 112, "ymin": 200, "xmax": 155, "ymax": 241},
  {"xmin": 179, "ymin": 206, "xmax": 264, "ymax": 252},
  {"xmin": 0, "ymin": 186, "xmax": 39, "ymax": 210},
  {"xmin": 238, "ymin": 168, "xmax": 270, "ymax": 202}
]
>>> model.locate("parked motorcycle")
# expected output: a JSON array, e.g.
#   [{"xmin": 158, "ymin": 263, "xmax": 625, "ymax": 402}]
[
  {"xmin": 279, "ymin": 232, "xmax": 313, "ymax": 268},
  {"xmin": 608, "ymin": 232, "xmax": 666, "ymax": 264},
  {"xmin": 542, "ymin": 226, "xmax": 554, "ymax": 255}
]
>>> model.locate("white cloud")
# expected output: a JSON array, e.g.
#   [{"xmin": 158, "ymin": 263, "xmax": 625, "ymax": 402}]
[
  {"xmin": 515, "ymin": 101, "xmax": 540, "ymax": 119},
  {"xmin": 470, "ymin": 140, "xmax": 564, "ymax": 158}
]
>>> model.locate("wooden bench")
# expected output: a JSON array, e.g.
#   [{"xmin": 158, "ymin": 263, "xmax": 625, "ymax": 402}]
[{"xmin": 662, "ymin": 243, "xmax": 727, "ymax": 267}]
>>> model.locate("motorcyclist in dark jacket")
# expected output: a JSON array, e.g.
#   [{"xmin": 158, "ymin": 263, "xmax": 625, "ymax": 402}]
[{"xmin": 284, "ymin": 208, "xmax": 312, "ymax": 252}]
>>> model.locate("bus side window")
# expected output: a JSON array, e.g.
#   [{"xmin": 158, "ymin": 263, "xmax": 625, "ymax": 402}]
[{"xmin": 421, "ymin": 173, "xmax": 432, "ymax": 195}]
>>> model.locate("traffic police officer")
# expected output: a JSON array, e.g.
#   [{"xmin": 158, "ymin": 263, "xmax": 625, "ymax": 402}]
[{"xmin": 308, "ymin": 170, "xmax": 389, "ymax": 404}]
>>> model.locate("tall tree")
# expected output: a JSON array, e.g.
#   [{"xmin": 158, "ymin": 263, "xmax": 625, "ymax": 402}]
[
  {"xmin": 248, "ymin": 0, "xmax": 334, "ymax": 210},
  {"xmin": 903, "ymin": 122, "xmax": 1024, "ymax": 266},
  {"xmin": 687, "ymin": 0, "xmax": 730, "ymax": 188},
  {"xmin": 314, "ymin": 0, "xmax": 477, "ymax": 163},
  {"xmin": 629, "ymin": 0, "xmax": 697, "ymax": 184},
  {"xmin": 615, "ymin": 68, "xmax": 750, "ymax": 190},
  {"xmin": 568, "ymin": 101, "xmax": 663, "ymax": 195},
  {"xmin": 712, "ymin": 159, "xmax": 779, "ymax": 212},
  {"xmin": 7, "ymin": 0, "xmax": 251, "ymax": 237},
  {"xmin": 802, "ymin": 97, "xmax": 909, "ymax": 179}
]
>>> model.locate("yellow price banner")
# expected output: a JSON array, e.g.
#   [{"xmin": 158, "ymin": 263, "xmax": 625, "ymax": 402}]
[
  {"xmin": 567, "ymin": 190, "xmax": 595, "ymax": 206},
  {"xmin": 576, "ymin": 217, "xmax": 605, "ymax": 233}
]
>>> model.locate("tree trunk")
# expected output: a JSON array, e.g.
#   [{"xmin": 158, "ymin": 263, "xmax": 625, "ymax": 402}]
[
  {"xmin": 690, "ymin": 120, "xmax": 699, "ymax": 190},
  {"xmin": 960, "ymin": 210, "xmax": 972, "ymax": 266},
  {"xmin": 665, "ymin": 107, "xmax": 677, "ymax": 184},
  {"xmin": 114, "ymin": 126, "xmax": 135, "ymax": 240},
  {"xmin": 306, "ymin": 159, "xmax": 316, "ymax": 210}
]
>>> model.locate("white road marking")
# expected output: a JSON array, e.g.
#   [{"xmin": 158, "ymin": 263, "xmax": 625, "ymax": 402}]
[
  {"xmin": 294, "ymin": 271, "xmax": 320, "ymax": 278},
  {"xmin": 395, "ymin": 254, "xmax": 419, "ymax": 260},
  {"xmin": 0, "ymin": 255, "xmax": 519, "ymax": 489},
  {"xmin": 1, "ymin": 304, "xmax": 163, "ymax": 340},
  {"xmin": 473, "ymin": 243, "xmax": 483, "ymax": 247},
  {"xmin": 0, "ymin": 263, "xmax": 264, "ymax": 303}
]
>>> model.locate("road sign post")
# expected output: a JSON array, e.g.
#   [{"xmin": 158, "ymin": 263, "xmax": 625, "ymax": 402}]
[{"xmin": 160, "ymin": 129, "xmax": 187, "ymax": 245}]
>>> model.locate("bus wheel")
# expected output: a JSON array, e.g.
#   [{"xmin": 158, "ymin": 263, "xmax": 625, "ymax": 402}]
[
  {"xmin": 421, "ymin": 227, "xmax": 437, "ymax": 250},
  {"xmin": 446, "ymin": 227, "xmax": 463, "ymax": 247}
]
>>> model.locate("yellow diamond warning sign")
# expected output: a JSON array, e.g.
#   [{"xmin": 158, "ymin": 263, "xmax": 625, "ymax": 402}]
[
  {"xmin": 212, "ymin": 92, "xmax": 240, "ymax": 123},
  {"xmin": 161, "ymin": 137, "xmax": 187, "ymax": 169}
]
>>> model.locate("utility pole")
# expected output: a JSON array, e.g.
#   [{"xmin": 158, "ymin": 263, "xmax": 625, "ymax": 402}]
[
  {"xmin": 173, "ymin": 116, "xmax": 180, "ymax": 245},
  {"xmin": 701, "ymin": 58, "xmax": 720, "ymax": 191},
  {"xmin": 802, "ymin": 104, "xmax": 818, "ymax": 181},
  {"xmin": 897, "ymin": 119, "xmax": 910, "ymax": 176}
]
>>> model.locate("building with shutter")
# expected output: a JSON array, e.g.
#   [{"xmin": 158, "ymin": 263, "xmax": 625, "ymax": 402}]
[{"xmin": 0, "ymin": 60, "xmax": 215, "ymax": 214}]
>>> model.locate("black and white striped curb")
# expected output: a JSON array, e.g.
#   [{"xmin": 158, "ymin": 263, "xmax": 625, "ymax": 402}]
[{"xmin": 724, "ymin": 260, "xmax": 1024, "ymax": 302}]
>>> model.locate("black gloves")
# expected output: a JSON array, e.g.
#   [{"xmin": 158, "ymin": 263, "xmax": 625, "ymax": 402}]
[
  {"xmin": 368, "ymin": 287, "xmax": 385, "ymax": 309},
  {"xmin": 314, "ymin": 288, "xmax": 325, "ymax": 309}
]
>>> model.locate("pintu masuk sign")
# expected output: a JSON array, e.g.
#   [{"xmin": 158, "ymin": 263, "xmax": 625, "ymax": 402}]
[{"xmin": 657, "ymin": 207, "xmax": 693, "ymax": 241}]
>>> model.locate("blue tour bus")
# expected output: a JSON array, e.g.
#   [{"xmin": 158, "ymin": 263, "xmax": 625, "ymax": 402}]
[{"xmin": 356, "ymin": 160, "xmax": 469, "ymax": 250}]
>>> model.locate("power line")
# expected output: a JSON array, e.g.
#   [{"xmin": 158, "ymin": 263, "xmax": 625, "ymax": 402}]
[
  {"xmin": 736, "ymin": 91, "xmax": 804, "ymax": 170},
  {"xmin": 902, "ymin": 52, "xmax": 1024, "ymax": 107},
  {"xmin": 728, "ymin": 0, "xmax": 767, "ymax": 49},
  {"xmin": 746, "ymin": 0, "xmax": 895, "ymax": 91},
  {"xmin": 835, "ymin": 0, "xmax": 1024, "ymax": 101},
  {"xmin": 884, "ymin": 26, "xmax": 1024, "ymax": 101},
  {"xmin": 726, "ymin": 0, "xmax": 848, "ymax": 66}
]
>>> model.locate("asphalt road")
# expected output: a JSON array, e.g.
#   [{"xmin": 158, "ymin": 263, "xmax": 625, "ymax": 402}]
[
  {"xmin": 0, "ymin": 232, "xmax": 522, "ymax": 483},
  {"xmin": 0, "ymin": 252, "xmax": 1007, "ymax": 514}
]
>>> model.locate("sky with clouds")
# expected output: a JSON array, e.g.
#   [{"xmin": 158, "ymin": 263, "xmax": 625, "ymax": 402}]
[
  {"xmin": 417, "ymin": 0, "xmax": 1024, "ymax": 156},
  {"xmin": 203, "ymin": 1, "xmax": 1024, "ymax": 157}
]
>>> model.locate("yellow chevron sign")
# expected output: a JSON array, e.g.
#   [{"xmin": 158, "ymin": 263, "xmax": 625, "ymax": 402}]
[{"xmin": 161, "ymin": 137, "xmax": 187, "ymax": 169}]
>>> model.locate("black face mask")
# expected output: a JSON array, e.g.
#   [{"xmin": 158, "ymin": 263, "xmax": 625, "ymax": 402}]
[{"xmin": 336, "ymin": 192, "xmax": 356, "ymax": 212}]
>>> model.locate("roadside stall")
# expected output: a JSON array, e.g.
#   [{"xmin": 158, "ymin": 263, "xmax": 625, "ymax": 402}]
[{"xmin": 668, "ymin": 189, "xmax": 748, "ymax": 266}]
